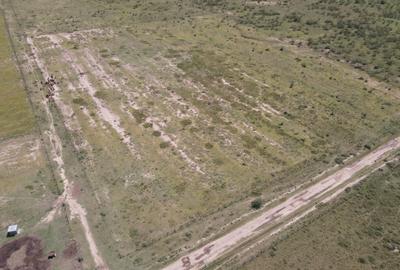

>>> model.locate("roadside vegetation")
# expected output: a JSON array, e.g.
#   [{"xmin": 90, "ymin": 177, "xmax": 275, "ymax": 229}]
[{"xmin": 233, "ymin": 158, "xmax": 400, "ymax": 270}]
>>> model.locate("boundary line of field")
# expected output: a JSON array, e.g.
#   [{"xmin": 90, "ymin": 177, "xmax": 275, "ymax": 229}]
[
  {"xmin": 0, "ymin": 0, "xmax": 76, "ymax": 253},
  {"xmin": 2, "ymin": 2, "xmax": 111, "ymax": 268},
  {"xmin": 0, "ymin": 4, "xmax": 61, "ymax": 194}
]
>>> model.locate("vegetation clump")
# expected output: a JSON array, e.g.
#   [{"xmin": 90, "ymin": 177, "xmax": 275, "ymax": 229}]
[
  {"xmin": 251, "ymin": 198, "xmax": 263, "ymax": 210},
  {"xmin": 180, "ymin": 119, "xmax": 192, "ymax": 127},
  {"xmin": 72, "ymin": 97, "xmax": 88, "ymax": 106},
  {"xmin": 160, "ymin": 141, "xmax": 170, "ymax": 149},
  {"xmin": 205, "ymin": 142, "xmax": 213, "ymax": 149},
  {"xmin": 152, "ymin": 130, "xmax": 161, "ymax": 137}
]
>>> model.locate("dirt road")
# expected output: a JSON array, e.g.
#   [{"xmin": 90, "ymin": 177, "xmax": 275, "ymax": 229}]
[{"xmin": 163, "ymin": 137, "xmax": 400, "ymax": 270}]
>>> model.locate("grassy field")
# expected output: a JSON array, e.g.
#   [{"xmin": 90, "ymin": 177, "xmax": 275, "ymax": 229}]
[
  {"xmin": 0, "ymin": 11, "xmax": 34, "ymax": 140},
  {"xmin": 198, "ymin": 0, "xmax": 400, "ymax": 88},
  {"xmin": 232, "ymin": 157, "xmax": 400, "ymax": 270},
  {"xmin": 0, "ymin": 10, "xmax": 85, "ymax": 270},
  {"xmin": 0, "ymin": 10, "xmax": 44, "ymax": 233},
  {"xmin": 1, "ymin": 0, "xmax": 399, "ymax": 269}
]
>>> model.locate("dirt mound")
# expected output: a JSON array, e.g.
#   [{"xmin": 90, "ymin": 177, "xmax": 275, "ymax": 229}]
[{"xmin": 0, "ymin": 236, "xmax": 50, "ymax": 270}]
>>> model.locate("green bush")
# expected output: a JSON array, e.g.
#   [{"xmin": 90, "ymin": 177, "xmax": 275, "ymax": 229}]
[{"xmin": 251, "ymin": 198, "xmax": 263, "ymax": 210}]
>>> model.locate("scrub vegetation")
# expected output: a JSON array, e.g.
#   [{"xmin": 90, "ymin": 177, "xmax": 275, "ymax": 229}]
[
  {"xmin": 234, "ymin": 158, "xmax": 400, "ymax": 270},
  {"xmin": 198, "ymin": 0, "xmax": 400, "ymax": 87}
]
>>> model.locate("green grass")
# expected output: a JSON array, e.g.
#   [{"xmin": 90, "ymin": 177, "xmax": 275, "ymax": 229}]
[
  {"xmin": 0, "ymin": 13, "xmax": 34, "ymax": 140},
  {"xmin": 234, "ymin": 158, "xmax": 400, "ymax": 270}
]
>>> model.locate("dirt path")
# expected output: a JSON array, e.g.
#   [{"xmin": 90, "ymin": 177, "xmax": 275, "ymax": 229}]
[
  {"xmin": 26, "ymin": 36, "xmax": 108, "ymax": 270},
  {"xmin": 163, "ymin": 137, "xmax": 400, "ymax": 270}
]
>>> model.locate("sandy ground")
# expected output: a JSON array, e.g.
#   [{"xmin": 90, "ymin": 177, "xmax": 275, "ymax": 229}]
[{"xmin": 163, "ymin": 137, "xmax": 400, "ymax": 270}]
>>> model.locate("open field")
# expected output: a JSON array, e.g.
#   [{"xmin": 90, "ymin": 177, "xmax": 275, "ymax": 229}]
[
  {"xmin": 232, "ymin": 157, "xmax": 400, "ymax": 270},
  {"xmin": 0, "ymin": 9, "xmax": 34, "ymax": 139},
  {"xmin": 199, "ymin": 0, "xmax": 400, "ymax": 88},
  {"xmin": 0, "ymin": 0, "xmax": 399, "ymax": 269}
]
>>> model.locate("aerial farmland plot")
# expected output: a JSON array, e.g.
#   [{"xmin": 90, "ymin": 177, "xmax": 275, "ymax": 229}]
[
  {"xmin": 0, "ymin": 7, "xmax": 81, "ymax": 270},
  {"xmin": 1, "ymin": 0, "xmax": 399, "ymax": 269}
]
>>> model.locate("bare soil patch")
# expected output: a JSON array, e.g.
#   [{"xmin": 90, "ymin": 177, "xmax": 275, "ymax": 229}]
[
  {"xmin": 62, "ymin": 240, "xmax": 79, "ymax": 259},
  {"xmin": 0, "ymin": 236, "xmax": 49, "ymax": 270}
]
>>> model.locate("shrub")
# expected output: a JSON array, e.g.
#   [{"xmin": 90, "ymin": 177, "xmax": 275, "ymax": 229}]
[
  {"xmin": 143, "ymin": 122, "xmax": 153, "ymax": 128},
  {"xmin": 251, "ymin": 198, "xmax": 263, "ymax": 209},
  {"xmin": 160, "ymin": 141, "xmax": 170, "ymax": 148},
  {"xmin": 152, "ymin": 130, "xmax": 161, "ymax": 137},
  {"xmin": 205, "ymin": 142, "xmax": 214, "ymax": 149},
  {"xmin": 358, "ymin": 257, "xmax": 366, "ymax": 264},
  {"xmin": 129, "ymin": 228, "xmax": 138, "ymax": 239},
  {"xmin": 94, "ymin": 90, "xmax": 107, "ymax": 100},
  {"xmin": 180, "ymin": 119, "xmax": 192, "ymax": 127},
  {"xmin": 131, "ymin": 109, "xmax": 146, "ymax": 124},
  {"xmin": 335, "ymin": 157, "xmax": 344, "ymax": 164},
  {"xmin": 72, "ymin": 97, "xmax": 88, "ymax": 106}
]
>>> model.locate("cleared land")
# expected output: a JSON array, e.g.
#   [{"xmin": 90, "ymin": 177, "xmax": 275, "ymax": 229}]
[
  {"xmin": 0, "ymin": 0, "xmax": 399, "ymax": 269},
  {"xmin": 232, "ymin": 158, "xmax": 400, "ymax": 270}
]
